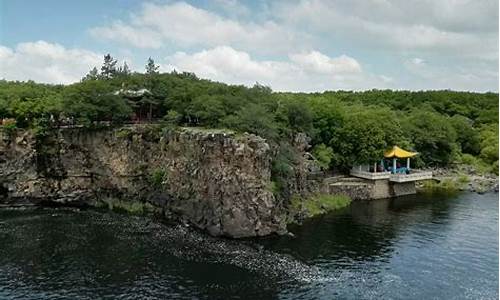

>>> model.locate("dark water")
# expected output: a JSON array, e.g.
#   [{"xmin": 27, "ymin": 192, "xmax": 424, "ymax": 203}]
[{"xmin": 0, "ymin": 192, "xmax": 497, "ymax": 299}]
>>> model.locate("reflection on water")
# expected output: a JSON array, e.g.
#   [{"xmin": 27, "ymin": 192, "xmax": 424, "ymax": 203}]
[{"xmin": 0, "ymin": 192, "xmax": 498, "ymax": 299}]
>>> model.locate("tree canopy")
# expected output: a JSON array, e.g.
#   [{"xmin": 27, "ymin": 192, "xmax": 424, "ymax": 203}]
[{"xmin": 0, "ymin": 54, "xmax": 498, "ymax": 174}]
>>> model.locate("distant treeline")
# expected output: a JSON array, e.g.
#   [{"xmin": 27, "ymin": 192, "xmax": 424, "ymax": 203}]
[{"xmin": 0, "ymin": 54, "xmax": 498, "ymax": 177}]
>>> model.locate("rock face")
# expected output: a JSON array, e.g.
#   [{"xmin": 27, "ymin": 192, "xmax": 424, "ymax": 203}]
[{"xmin": 0, "ymin": 126, "xmax": 285, "ymax": 238}]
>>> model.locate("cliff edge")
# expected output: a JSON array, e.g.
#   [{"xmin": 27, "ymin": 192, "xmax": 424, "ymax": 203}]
[{"xmin": 0, "ymin": 126, "xmax": 286, "ymax": 238}]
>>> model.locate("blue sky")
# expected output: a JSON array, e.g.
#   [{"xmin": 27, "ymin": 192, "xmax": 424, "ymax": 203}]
[{"xmin": 0, "ymin": 0, "xmax": 498, "ymax": 91}]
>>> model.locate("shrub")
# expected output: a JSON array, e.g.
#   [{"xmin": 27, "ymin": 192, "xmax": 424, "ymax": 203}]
[{"xmin": 150, "ymin": 168, "xmax": 168, "ymax": 188}]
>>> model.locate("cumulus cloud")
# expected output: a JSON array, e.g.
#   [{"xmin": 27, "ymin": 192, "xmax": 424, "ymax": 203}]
[
  {"xmin": 90, "ymin": 2, "xmax": 303, "ymax": 53},
  {"xmin": 289, "ymin": 51, "xmax": 361, "ymax": 74},
  {"xmin": 273, "ymin": 0, "xmax": 498, "ymax": 59},
  {"xmin": 0, "ymin": 41, "xmax": 102, "ymax": 84},
  {"xmin": 163, "ymin": 46, "xmax": 390, "ymax": 91}
]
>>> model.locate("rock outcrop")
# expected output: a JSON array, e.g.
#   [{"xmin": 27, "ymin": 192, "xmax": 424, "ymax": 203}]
[{"xmin": 0, "ymin": 126, "xmax": 286, "ymax": 238}]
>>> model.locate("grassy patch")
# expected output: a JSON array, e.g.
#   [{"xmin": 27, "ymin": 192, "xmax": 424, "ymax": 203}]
[
  {"xmin": 420, "ymin": 177, "xmax": 466, "ymax": 193},
  {"xmin": 180, "ymin": 127, "xmax": 235, "ymax": 135},
  {"xmin": 288, "ymin": 193, "xmax": 351, "ymax": 222},
  {"xmin": 115, "ymin": 127, "xmax": 133, "ymax": 139},
  {"xmin": 305, "ymin": 194, "xmax": 352, "ymax": 216}
]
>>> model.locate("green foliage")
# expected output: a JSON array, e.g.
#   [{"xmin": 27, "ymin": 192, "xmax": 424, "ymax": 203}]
[
  {"xmin": 312, "ymin": 143, "xmax": 334, "ymax": 170},
  {"xmin": 289, "ymin": 193, "xmax": 351, "ymax": 221},
  {"xmin": 223, "ymin": 103, "xmax": 278, "ymax": 140},
  {"xmin": 162, "ymin": 110, "xmax": 182, "ymax": 127},
  {"xmin": 457, "ymin": 153, "xmax": 493, "ymax": 174},
  {"xmin": 276, "ymin": 98, "xmax": 314, "ymax": 136},
  {"xmin": 479, "ymin": 124, "xmax": 499, "ymax": 166},
  {"xmin": 331, "ymin": 107, "xmax": 404, "ymax": 170},
  {"xmin": 115, "ymin": 127, "xmax": 133, "ymax": 139},
  {"xmin": 100, "ymin": 54, "xmax": 118, "ymax": 79},
  {"xmin": 150, "ymin": 168, "xmax": 168, "ymax": 188},
  {"xmin": 266, "ymin": 181, "xmax": 280, "ymax": 196},
  {"xmin": 62, "ymin": 79, "xmax": 132, "ymax": 125},
  {"xmin": 145, "ymin": 57, "xmax": 160, "ymax": 75},
  {"xmin": 1, "ymin": 122, "xmax": 17, "ymax": 137},
  {"xmin": 270, "ymin": 142, "xmax": 300, "ymax": 200},
  {"xmin": 420, "ymin": 178, "xmax": 465, "ymax": 193},
  {"xmin": 402, "ymin": 110, "xmax": 458, "ymax": 166},
  {"xmin": 0, "ymin": 59, "xmax": 497, "ymax": 175}
]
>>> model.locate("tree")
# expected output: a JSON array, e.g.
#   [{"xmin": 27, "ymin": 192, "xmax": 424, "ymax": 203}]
[
  {"xmin": 187, "ymin": 95, "xmax": 226, "ymax": 127},
  {"xmin": 223, "ymin": 103, "xmax": 278, "ymax": 140},
  {"xmin": 143, "ymin": 58, "xmax": 161, "ymax": 121},
  {"xmin": 145, "ymin": 57, "xmax": 159, "ymax": 75},
  {"xmin": 62, "ymin": 80, "xmax": 131, "ymax": 125},
  {"xmin": 330, "ymin": 107, "xmax": 404, "ymax": 171},
  {"xmin": 307, "ymin": 97, "xmax": 345, "ymax": 146},
  {"xmin": 450, "ymin": 114, "xmax": 480, "ymax": 155},
  {"xmin": 117, "ymin": 62, "xmax": 131, "ymax": 76},
  {"xmin": 402, "ymin": 110, "xmax": 458, "ymax": 166},
  {"xmin": 276, "ymin": 98, "xmax": 314, "ymax": 137},
  {"xmin": 479, "ymin": 124, "xmax": 499, "ymax": 167},
  {"xmin": 82, "ymin": 67, "xmax": 99, "ymax": 81},
  {"xmin": 100, "ymin": 54, "xmax": 118, "ymax": 79},
  {"xmin": 312, "ymin": 144, "xmax": 334, "ymax": 170}
]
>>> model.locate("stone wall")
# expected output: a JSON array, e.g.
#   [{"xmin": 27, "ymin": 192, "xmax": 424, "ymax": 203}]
[
  {"xmin": 323, "ymin": 177, "xmax": 417, "ymax": 200},
  {"xmin": 391, "ymin": 181, "xmax": 416, "ymax": 197},
  {"xmin": 0, "ymin": 126, "xmax": 285, "ymax": 238}
]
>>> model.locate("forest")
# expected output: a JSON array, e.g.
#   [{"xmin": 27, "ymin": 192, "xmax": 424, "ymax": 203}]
[{"xmin": 0, "ymin": 54, "xmax": 498, "ymax": 180}]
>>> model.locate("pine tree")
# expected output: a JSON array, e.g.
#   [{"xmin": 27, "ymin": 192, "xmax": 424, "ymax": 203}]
[
  {"xmin": 145, "ymin": 57, "xmax": 159, "ymax": 75},
  {"xmin": 117, "ymin": 61, "xmax": 131, "ymax": 76},
  {"xmin": 144, "ymin": 57, "xmax": 160, "ymax": 121},
  {"xmin": 101, "ymin": 54, "xmax": 118, "ymax": 79},
  {"xmin": 82, "ymin": 67, "xmax": 99, "ymax": 81}
]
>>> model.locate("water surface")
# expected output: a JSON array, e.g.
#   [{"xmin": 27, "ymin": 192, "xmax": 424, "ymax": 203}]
[{"xmin": 0, "ymin": 192, "xmax": 497, "ymax": 299}]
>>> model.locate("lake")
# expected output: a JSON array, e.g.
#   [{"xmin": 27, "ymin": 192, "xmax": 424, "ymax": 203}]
[{"xmin": 0, "ymin": 192, "xmax": 497, "ymax": 299}]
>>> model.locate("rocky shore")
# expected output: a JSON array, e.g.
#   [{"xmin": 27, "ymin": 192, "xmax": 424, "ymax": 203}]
[{"xmin": 417, "ymin": 166, "xmax": 498, "ymax": 194}]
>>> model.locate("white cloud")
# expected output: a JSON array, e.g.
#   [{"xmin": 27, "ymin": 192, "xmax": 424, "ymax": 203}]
[
  {"xmin": 403, "ymin": 57, "xmax": 498, "ymax": 91},
  {"xmin": 410, "ymin": 58, "xmax": 425, "ymax": 66},
  {"xmin": 273, "ymin": 0, "xmax": 498, "ymax": 60},
  {"xmin": 163, "ymin": 46, "xmax": 389, "ymax": 91},
  {"xmin": 289, "ymin": 51, "xmax": 361, "ymax": 74},
  {"xmin": 90, "ymin": 2, "xmax": 303, "ymax": 53},
  {"xmin": 0, "ymin": 41, "xmax": 102, "ymax": 84}
]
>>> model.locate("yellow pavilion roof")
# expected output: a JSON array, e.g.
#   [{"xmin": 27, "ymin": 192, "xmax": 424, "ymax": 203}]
[{"xmin": 384, "ymin": 146, "xmax": 418, "ymax": 158}]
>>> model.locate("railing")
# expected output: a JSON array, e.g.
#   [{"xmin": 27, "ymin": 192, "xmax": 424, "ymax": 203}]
[
  {"xmin": 350, "ymin": 170, "xmax": 391, "ymax": 180},
  {"xmin": 389, "ymin": 171, "xmax": 433, "ymax": 183}
]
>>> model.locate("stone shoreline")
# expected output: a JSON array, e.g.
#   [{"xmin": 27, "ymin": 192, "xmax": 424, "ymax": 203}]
[{"xmin": 417, "ymin": 167, "xmax": 498, "ymax": 194}]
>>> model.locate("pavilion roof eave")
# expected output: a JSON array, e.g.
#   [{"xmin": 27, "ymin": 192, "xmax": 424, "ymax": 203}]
[{"xmin": 383, "ymin": 146, "xmax": 418, "ymax": 159}]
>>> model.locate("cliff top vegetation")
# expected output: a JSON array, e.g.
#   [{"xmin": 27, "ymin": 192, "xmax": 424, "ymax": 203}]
[{"xmin": 0, "ymin": 54, "xmax": 498, "ymax": 177}]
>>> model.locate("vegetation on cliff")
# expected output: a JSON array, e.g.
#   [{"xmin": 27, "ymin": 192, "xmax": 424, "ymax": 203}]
[
  {"xmin": 289, "ymin": 194, "xmax": 352, "ymax": 222},
  {"xmin": 0, "ymin": 54, "xmax": 498, "ymax": 182}
]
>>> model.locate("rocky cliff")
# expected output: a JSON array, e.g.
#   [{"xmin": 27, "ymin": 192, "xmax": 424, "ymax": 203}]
[{"xmin": 0, "ymin": 126, "xmax": 286, "ymax": 238}]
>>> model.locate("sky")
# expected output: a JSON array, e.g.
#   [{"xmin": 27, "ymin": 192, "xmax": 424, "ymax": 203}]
[{"xmin": 0, "ymin": 0, "xmax": 498, "ymax": 92}]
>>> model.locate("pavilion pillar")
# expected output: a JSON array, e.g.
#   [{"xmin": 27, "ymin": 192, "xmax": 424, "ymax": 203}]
[
  {"xmin": 374, "ymin": 163, "xmax": 377, "ymax": 173},
  {"xmin": 392, "ymin": 158, "xmax": 396, "ymax": 172},
  {"xmin": 407, "ymin": 157, "xmax": 410, "ymax": 169}
]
